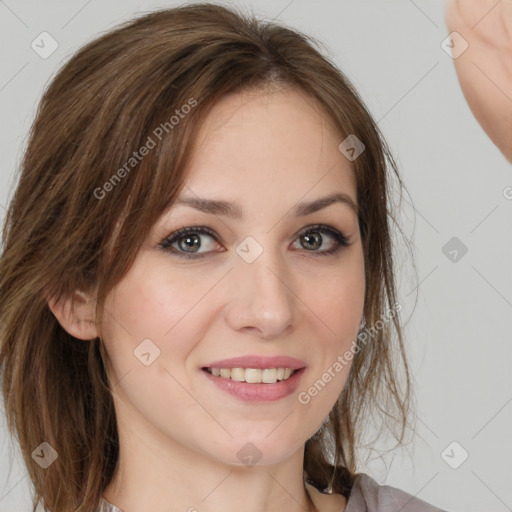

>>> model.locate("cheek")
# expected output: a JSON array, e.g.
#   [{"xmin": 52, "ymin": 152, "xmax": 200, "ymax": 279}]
[
  {"xmin": 99, "ymin": 256, "xmax": 208, "ymax": 375},
  {"xmin": 299, "ymin": 250, "xmax": 364, "ymax": 394},
  {"xmin": 310, "ymin": 251, "xmax": 365, "ymax": 338},
  {"xmin": 103, "ymin": 254, "xmax": 217, "ymax": 338},
  {"xmin": 98, "ymin": 262, "xmax": 213, "ymax": 423}
]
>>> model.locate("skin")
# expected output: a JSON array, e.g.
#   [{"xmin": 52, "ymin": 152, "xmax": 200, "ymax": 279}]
[
  {"xmin": 48, "ymin": 86, "xmax": 365, "ymax": 512},
  {"xmin": 445, "ymin": 0, "xmax": 512, "ymax": 162}
]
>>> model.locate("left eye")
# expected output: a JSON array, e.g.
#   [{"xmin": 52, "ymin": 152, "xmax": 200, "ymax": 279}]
[
  {"xmin": 159, "ymin": 224, "xmax": 350, "ymax": 259},
  {"xmin": 291, "ymin": 225, "xmax": 349, "ymax": 254}
]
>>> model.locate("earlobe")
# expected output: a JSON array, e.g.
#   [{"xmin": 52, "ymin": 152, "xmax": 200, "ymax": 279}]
[{"xmin": 46, "ymin": 290, "xmax": 99, "ymax": 340}]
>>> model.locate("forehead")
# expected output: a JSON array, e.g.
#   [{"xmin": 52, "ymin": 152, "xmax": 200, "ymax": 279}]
[{"xmin": 182, "ymin": 87, "xmax": 357, "ymax": 205}]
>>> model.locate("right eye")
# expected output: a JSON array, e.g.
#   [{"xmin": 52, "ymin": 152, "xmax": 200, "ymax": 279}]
[{"xmin": 159, "ymin": 226, "xmax": 224, "ymax": 259}]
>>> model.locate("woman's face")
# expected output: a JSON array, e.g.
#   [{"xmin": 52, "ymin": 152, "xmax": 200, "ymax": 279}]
[{"xmin": 100, "ymin": 87, "xmax": 365, "ymax": 466}]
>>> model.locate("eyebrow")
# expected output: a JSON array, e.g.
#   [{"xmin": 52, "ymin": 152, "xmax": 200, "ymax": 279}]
[{"xmin": 173, "ymin": 192, "xmax": 358, "ymax": 218}]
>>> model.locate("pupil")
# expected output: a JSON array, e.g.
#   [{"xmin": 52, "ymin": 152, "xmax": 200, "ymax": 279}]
[
  {"xmin": 303, "ymin": 232, "xmax": 321, "ymax": 250},
  {"xmin": 180, "ymin": 235, "xmax": 200, "ymax": 252}
]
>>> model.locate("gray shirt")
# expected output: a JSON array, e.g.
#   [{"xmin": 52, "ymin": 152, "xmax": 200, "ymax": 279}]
[
  {"xmin": 345, "ymin": 473, "xmax": 448, "ymax": 512},
  {"xmin": 96, "ymin": 472, "xmax": 448, "ymax": 512}
]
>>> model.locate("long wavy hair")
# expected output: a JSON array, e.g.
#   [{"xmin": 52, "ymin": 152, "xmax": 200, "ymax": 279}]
[{"xmin": 0, "ymin": 3, "xmax": 415, "ymax": 511}]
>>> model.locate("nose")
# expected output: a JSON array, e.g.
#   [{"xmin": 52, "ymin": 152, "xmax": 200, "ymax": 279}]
[{"xmin": 225, "ymin": 246, "xmax": 296, "ymax": 340}]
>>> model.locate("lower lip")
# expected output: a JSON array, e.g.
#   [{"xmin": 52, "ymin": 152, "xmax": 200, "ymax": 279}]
[{"xmin": 202, "ymin": 368, "xmax": 305, "ymax": 402}]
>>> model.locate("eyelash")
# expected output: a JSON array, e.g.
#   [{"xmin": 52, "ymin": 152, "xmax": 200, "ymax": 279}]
[{"xmin": 159, "ymin": 224, "xmax": 351, "ymax": 260}]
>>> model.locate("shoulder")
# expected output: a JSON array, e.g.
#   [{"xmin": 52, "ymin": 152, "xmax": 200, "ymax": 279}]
[{"xmin": 345, "ymin": 473, "xmax": 449, "ymax": 512}]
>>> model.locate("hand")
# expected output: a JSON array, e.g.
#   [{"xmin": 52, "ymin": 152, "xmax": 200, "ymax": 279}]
[{"xmin": 445, "ymin": 0, "xmax": 512, "ymax": 162}]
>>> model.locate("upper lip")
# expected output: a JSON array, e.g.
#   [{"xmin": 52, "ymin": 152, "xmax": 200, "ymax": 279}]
[{"xmin": 202, "ymin": 355, "xmax": 306, "ymax": 370}]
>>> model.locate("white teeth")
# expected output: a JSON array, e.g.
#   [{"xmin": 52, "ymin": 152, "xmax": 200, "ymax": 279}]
[
  {"xmin": 206, "ymin": 367, "xmax": 297, "ymax": 383},
  {"xmin": 231, "ymin": 368, "xmax": 245, "ymax": 382},
  {"xmin": 245, "ymin": 368, "xmax": 261, "ymax": 383},
  {"xmin": 261, "ymin": 368, "xmax": 276, "ymax": 383}
]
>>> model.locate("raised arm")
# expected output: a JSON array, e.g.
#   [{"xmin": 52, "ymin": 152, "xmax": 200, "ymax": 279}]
[{"xmin": 445, "ymin": 0, "xmax": 512, "ymax": 162}]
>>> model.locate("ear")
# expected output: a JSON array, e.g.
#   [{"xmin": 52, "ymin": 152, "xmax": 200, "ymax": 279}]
[{"xmin": 46, "ymin": 289, "xmax": 99, "ymax": 340}]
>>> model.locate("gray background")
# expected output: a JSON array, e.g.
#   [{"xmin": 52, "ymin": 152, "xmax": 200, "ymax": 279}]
[{"xmin": 0, "ymin": 1, "xmax": 511, "ymax": 511}]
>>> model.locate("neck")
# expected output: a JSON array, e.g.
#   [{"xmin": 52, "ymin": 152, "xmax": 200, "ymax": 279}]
[{"xmin": 103, "ymin": 420, "xmax": 318, "ymax": 512}]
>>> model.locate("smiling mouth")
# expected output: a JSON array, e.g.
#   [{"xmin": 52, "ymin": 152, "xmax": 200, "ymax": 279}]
[{"xmin": 203, "ymin": 367, "xmax": 298, "ymax": 384}]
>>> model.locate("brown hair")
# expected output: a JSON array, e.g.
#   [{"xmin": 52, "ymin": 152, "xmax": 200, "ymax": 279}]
[{"xmin": 0, "ymin": 3, "xmax": 415, "ymax": 511}]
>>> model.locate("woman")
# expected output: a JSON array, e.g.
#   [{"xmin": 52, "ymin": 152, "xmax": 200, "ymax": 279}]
[{"xmin": 0, "ymin": 3, "xmax": 447, "ymax": 511}]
